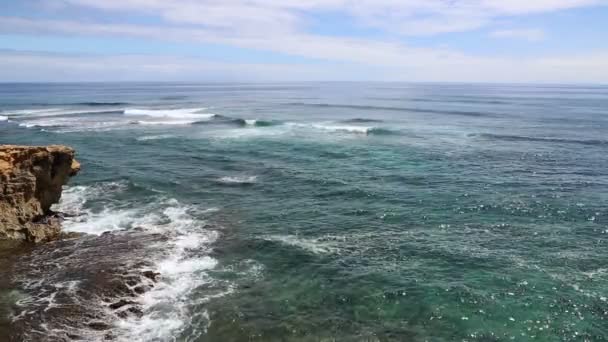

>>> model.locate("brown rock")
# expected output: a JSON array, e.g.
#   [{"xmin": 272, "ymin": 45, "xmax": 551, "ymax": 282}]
[{"xmin": 0, "ymin": 145, "xmax": 80, "ymax": 242}]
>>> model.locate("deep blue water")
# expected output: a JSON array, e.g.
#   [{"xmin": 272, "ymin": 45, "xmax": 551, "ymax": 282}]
[{"xmin": 1, "ymin": 83, "xmax": 608, "ymax": 341}]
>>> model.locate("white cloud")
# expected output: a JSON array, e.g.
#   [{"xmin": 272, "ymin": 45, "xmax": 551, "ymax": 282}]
[
  {"xmin": 490, "ymin": 28, "xmax": 546, "ymax": 41},
  {"xmin": 1, "ymin": 0, "xmax": 606, "ymax": 82},
  {"xmin": 1, "ymin": 47, "xmax": 607, "ymax": 83},
  {"xmin": 55, "ymin": 0, "xmax": 606, "ymax": 35},
  {"xmin": 0, "ymin": 50, "xmax": 347, "ymax": 82}
]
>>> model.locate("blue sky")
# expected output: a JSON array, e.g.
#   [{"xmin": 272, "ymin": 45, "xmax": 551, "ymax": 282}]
[{"xmin": 0, "ymin": 0, "xmax": 607, "ymax": 82}]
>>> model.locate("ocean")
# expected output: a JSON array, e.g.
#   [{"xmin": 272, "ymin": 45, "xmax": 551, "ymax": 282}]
[{"xmin": 0, "ymin": 82, "xmax": 607, "ymax": 341}]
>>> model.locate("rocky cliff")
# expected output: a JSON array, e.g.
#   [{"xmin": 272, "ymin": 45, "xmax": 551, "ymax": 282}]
[{"xmin": 0, "ymin": 145, "xmax": 80, "ymax": 242}]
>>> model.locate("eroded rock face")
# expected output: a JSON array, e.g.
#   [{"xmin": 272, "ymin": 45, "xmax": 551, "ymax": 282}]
[{"xmin": 0, "ymin": 145, "xmax": 80, "ymax": 242}]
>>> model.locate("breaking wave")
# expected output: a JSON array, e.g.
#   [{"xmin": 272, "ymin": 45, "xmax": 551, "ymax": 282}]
[
  {"xmin": 4, "ymin": 108, "xmax": 124, "ymax": 118},
  {"xmin": 28, "ymin": 183, "xmax": 231, "ymax": 341},
  {"xmin": 124, "ymin": 108, "xmax": 216, "ymax": 125},
  {"xmin": 307, "ymin": 123, "xmax": 399, "ymax": 136},
  {"xmin": 124, "ymin": 108, "xmax": 208, "ymax": 118}
]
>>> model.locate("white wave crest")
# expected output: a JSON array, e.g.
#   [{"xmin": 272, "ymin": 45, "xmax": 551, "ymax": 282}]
[
  {"xmin": 217, "ymin": 175, "xmax": 258, "ymax": 184},
  {"xmin": 131, "ymin": 120, "xmax": 199, "ymax": 126},
  {"xmin": 6, "ymin": 108, "xmax": 123, "ymax": 117},
  {"xmin": 124, "ymin": 108, "xmax": 211, "ymax": 119},
  {"xmin": 0, "ymin": 115, "xmax": 7, "ymax": 121},
  {"xmin": 136, "ymin": 134, "xmax": 176, "ymax": 141},
  {"xmin": 124, "ymin": 108, "xmax": 215, "ymax": 125},
  {"xmin": 311, "ymin": 123, "xmax": 373, "ymax": 134}
]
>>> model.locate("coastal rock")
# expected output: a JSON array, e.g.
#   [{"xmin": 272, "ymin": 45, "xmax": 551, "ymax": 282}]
[{"xmin": 0, "ymin": 145, "xmax": 80, "ymax": 242}]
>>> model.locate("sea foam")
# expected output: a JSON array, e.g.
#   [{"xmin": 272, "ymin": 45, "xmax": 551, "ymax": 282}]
[
  {"xmin": 53, "ymin": 184, "xmax": 229, "ymax": 341},
  {"xmin": 124, "ymin": 108, "xmax": 216, "ymax": 125},
  {"xmin": 217, "ymin": 175, "xmax": 258, "ymax": 184}
]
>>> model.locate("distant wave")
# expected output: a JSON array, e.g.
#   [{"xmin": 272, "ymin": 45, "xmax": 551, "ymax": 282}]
[
  {"xmin": 470, "ymin": 133, "xmax": 608, "ymax": 146},
  {"xmin": 0, "ymin": 115, "xmax": 7, "ymax": 121},
  {"xmin": 129, "ymin": 120, "xmax": 198, "ymax": 126},
  {"xmin": 193, "ymin": 116, "xmax": 281, "ymax": 127},
  {"xmin": 309, "ymin": 123, "xmax": 399, "ymax": 136},
  {"xmin": 23, "ymin": 101, "xmax": 130, "ymax": 106},
  {"xmin": 413, "ymin": 98, "xmax": 511, "ymax": 105},
  {"xmin": 286, "ymin": 102, "xmax": 491, "ymax": 117},
  {"xmin": 125, "ymin": 108, "xmax": 216, "ymax": 125},
  {"xmin": 76, "ymin": 101, "xmax": 130, "ymax": 106},
  {"xmin": 136, "ymin": 134, "xmax": 176, "ymax": 141},
  {"xmin": 340, "ymin": 118, "xmax": 384, "ymax": 123},
  {"xmin": 124, "ymin": 108, "xmax": 209, "ymax": 118},
  {"xmin": 160, "ymin": 96, "xmax": 188, "ymax": 100},
  {"xmin": 367, "ymin": 97, "xmax": 511, "ymax": 105},
  {"xmin": 5, "ymin": 108, "xmax": 124, "ymax": 117}
]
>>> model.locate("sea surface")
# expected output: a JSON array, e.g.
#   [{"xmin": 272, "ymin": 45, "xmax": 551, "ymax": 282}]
[{"xmin": 0, "ymin": 83, "xmax": 607, "ymax": 341}]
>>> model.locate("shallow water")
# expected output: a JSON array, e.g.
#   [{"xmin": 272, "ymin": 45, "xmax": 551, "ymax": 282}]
[{"xmin": 1, "ymin": 83, "xmax": 608, "ymax": 341}]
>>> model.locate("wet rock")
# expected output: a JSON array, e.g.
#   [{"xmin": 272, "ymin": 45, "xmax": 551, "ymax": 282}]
[
  {"xmin": 127, "ymin": 307, "xmax": 144, "ymax": 318},
  {"xmin": 124, "ymin": 277, "xmax": 140, "ymax": 287},
  {"xmin": 109, "ymin": 299, "xmax": 137, "ymax": 310},
  {"xmin": 88, "ymin": 321, "xmax": 111, "ymax": 331},
  {"xmin": 133, "ymin": 285, "xmax": 150, "ymax": 294},
  {"xmin": 142, "ymin": 270, "xmax": 160, "ymax": 282},
  {"xmin": 102, "ymin": 279, "xmax": 135, "ymax": 298},
  {"xmin": 0, "ymin": 145, "xmax": 80, "ymax": 242}
]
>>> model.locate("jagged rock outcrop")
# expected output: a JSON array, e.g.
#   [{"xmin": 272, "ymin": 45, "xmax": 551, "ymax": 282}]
[{"xmin": 0, "ymin": 145, "xmax": 80, "ymax": 242}]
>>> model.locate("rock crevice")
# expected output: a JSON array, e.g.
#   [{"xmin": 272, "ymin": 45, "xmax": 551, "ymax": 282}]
[{"xmin": 0, "ymin": 145, "xmax": 80, "ymax": 242}]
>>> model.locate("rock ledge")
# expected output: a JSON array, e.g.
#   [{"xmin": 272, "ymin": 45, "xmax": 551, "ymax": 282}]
[{"xmin": 0, "ymin": 145, "xmax": 80, "ymax": 242}]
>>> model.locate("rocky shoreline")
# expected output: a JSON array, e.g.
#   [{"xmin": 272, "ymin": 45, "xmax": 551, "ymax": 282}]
[
  {"xmin": 0, "ymin": 145, "xmax": 80, "ymax": 242},
  {"xmin": 0, "ymin": 145, "xmax": 163, "ymax": 341}
]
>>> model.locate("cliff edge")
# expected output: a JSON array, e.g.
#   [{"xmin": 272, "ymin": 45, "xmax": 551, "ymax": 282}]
[{"xmin": 0, "ymin": 145, "xmax": 80, "ymax": 242}]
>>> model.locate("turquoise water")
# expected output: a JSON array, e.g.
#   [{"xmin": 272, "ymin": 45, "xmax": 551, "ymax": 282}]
[{"xmin": 1, "ymin": 83, "xmax": 608, "ymax": 341}]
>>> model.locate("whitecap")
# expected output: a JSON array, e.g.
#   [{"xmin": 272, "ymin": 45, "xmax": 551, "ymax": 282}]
[
  {"xmin": 124, "ymin": 108, "xmax": 211, "ymax": 119},
  {"xmin": 0, "ymin": 115, "xmax": 7, "ymax": 121},
  {"xmin": 124, "ymin": 108, "xmax": 215, "ymax": 125},
  {"xmin": 132, "ymin": 120, "xmax": 199, "ymax": 126},
  {"xmin": 311, "ymin": 123, "xmax": 372, "ymax": 134},
  {"xmin": 6, "ymin": 108, "xmax": 123, "ymax": 118},
  {"xmin": 217, "ymin": 176, "xmax": 258, "ymax": 184},
  {"xmin": 136, "ymin": 134, "xmax": 176, "ymax": 141}
]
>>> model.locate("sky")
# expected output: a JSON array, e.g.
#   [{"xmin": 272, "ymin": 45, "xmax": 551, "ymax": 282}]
[{"xmin": 0, "ymin": 0, "xmax": 607, "ymax": 82}]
